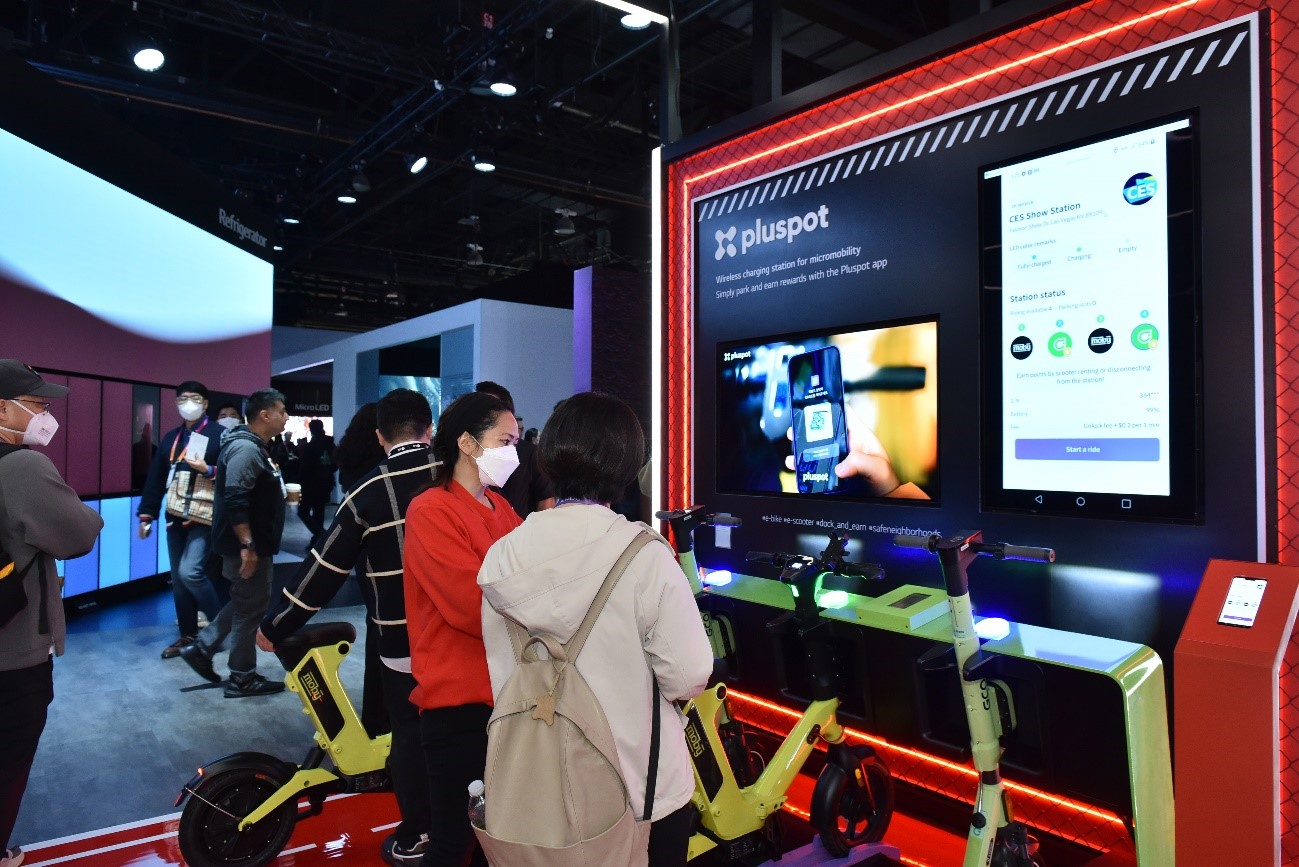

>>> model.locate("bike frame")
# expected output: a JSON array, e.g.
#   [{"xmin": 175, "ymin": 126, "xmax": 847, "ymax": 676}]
[
  {"xmin": 234, "ymin": 636, "xmax": 391, "ymax": 829},
  {"xmin": 684, "ymin": 682, "xmax": 844, "ymax": 859}
]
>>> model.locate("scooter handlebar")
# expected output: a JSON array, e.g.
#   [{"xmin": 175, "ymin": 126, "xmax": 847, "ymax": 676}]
[
  {"xmin": 711, "ymin": 515, "xmax": 743, "ymax": 527},
  {"xmin": 993, "ymin": 544, "xmax": 1056, "ymax": 563},
  {"xmin": 893, "ymin": 533, "xmax": 937, "ymax": 550}
]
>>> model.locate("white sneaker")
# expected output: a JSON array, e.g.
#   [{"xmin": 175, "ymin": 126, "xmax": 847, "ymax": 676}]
[
  {"xmin": 197, "ymin": 611, "xmax": 210, "ymax": 628},
  {"xmin": 2, "ymin": 846, "xmax": 25, "ymax": 867}
]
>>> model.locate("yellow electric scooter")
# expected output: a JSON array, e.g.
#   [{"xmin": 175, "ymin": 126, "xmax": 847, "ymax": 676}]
[{"xmin": 895, "ymin": 530, "xmax": 1053, "ymax": 867}]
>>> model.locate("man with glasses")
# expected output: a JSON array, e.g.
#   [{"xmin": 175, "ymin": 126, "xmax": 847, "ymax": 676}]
[
  {"xmin": 137, "ymin": 381, "xmax": 226, "ymax": 660},
  {"xmin": 0, "ymin": 360, "xmax": 103, "ymax": 867},
  {"xmin": 180, "ymin": 388, "xmax": 290, "ymax": 697}
]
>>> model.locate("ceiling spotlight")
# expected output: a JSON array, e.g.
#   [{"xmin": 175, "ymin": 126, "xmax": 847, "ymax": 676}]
[
  {"xmin": 132, "ymin": 46, "xmax": 165, "ymax": 72},
  {"xmin": 405, "ymin": 154, "xmax": 429, "ymax": 174},
  {"xmin": 272, "ymin": 244, "xmax": 284, "ymax": 251},
  {"xmin": 471, "ymin": 149, "xmax": 496, "ymax": 172},
  {"xmin": 337, "ymin": 190, "xmax": 358, "ymax": 204},
  {"xmin": 620, "ymin": 12, "xmax": 653, "ymax": 29},
  {"xmin": 489, "ymin": 70, "xmax": 518, "ymax": 97},
  {"xmin": 466, "ymin": 243, "xmax": 484, "ymax": 267},
  {"xmin": 554, "ymin": 208, "xmax": 577, "ymax": 236},
  {"xmin": 350, "ymin": 168, "xmax": 371, "ymax": 193},
  {"xmin": 592, "ymin": 0, "xmax": 668, "ymax": 26},
  {"xmin": 279, "ymin": 212, "xmax": 301, "ymax": 225}
]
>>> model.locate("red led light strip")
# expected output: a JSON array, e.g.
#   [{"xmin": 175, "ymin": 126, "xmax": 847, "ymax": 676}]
[
  {"xmin": 683, "ymin": 0, "xmax": 1202, "ymax": 187},
  {"xmin": 727, "ymin": 689, "xmax": 1127, "ymax": 849}
]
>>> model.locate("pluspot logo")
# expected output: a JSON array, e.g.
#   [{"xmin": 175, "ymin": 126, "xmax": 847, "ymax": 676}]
[
  {"xmin": 714, "ymin": 205, "xmax": 831, "ymax": 259},
  {"xmin": 714, "ymin": 226, "xmax": 738, "ymax": 260},
  {"xmin": 1123, "ymin": 172, "xmax": 1157, "ymax": 205}
]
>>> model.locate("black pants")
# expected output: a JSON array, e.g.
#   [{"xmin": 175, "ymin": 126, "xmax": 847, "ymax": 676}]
[
  {"xmin": 648, "ymin": 802, "xmax": 696, "ymax": 867},
  {"xmin": 418, "ymin": 703, "xmax": 491, "ymax": 867},
  {"xmin": 0, "ymin": 658, "xmax": 53, "ymax": 851},
  {"xmin": 298, "ymin": 489, "xmax": 329, "ymax": 536},
  {"xmin": 380, "ymin": 667, "xmax": 430, "ymax": 849}
]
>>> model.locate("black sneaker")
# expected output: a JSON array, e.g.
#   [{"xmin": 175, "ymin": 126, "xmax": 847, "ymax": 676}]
[
  {"xmin": 381, "ymin": 833, "xmax": 428, "ymax": 865},
  {"xmin": 178, "ymin": 642, "xmax": 220, "ymax": 683},
  {"xmin": 223, "ymin": 673, "xmax": 285, "ymax": 698}
]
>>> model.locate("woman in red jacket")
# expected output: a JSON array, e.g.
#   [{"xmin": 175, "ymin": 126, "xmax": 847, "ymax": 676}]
[{"xmin": 403, "ymin": 390, "xmax": 522, "ymax": 866}]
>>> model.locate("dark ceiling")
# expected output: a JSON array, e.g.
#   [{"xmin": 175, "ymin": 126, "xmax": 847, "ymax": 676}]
[{"xmin": 3, "ymin": 0, "xmax": 1017, "ymax": 332}]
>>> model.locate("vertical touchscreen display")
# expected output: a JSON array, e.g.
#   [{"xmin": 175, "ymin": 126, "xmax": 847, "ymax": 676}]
[
  {"xmin": 789, "ymin": 346, "xmax": 849, "ymax": 493},
  {"xmin": 980, "ymin": 116, "xmax": 1200, "ymax": 520},
  {"xmin": 1217, "ymin": 576, "xmax": 1266, "ymax": 628}
]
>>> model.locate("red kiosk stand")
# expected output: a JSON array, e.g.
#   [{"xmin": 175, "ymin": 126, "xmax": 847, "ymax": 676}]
[{"xmin": 1174, "ymin": 559, "xmax": 1299, "ymax": 865}]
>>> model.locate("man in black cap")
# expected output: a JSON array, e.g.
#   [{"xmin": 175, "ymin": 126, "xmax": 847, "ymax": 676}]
[{"xmin": 0, "ymin": 360, "xmax": 103, "ymax": 867}]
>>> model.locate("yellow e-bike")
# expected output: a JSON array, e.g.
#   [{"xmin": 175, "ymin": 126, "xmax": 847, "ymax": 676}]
[
  {"xmin": 658, "ymin": 509, "xmax": 895, "ymax": 863},
  {"xmin": 175, "ymin": 622, "xmax": 392, "ymax": 867}
]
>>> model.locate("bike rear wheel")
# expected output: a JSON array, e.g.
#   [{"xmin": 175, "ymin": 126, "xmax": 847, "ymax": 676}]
[
  {"xmin": 814, "ymin": 746, "xmax": 894, "ymax": 858},
  {"xmin": 178, "ymin": 768, "xmax": 297, "ymax": 867}
]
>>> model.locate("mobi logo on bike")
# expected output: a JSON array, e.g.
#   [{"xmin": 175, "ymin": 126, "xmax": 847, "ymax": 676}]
[
  {"xmin": 301, "ymin": 670, "xmax": 326, "ymax": 704},
  {"xmin": 684, "ymin": 721, "xmax": 706, "ymax": 759},
  {"xmin": 714, "ymin": 205, "xmax": 831, "ymax": 260}
]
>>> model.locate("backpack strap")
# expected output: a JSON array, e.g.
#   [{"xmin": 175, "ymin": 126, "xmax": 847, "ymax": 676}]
[
  {"xmin": 565, "ymin": 530, "xmax": 654, "ymax": 664},
  {"xmin": 644, "ymin": 678, "xmax": 661, "ymax": 821}
]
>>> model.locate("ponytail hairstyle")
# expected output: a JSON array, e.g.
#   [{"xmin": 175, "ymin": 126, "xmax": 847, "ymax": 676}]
[{"xmin": 431, "ymin": 391, "xmax": 510, "ymax": 489}]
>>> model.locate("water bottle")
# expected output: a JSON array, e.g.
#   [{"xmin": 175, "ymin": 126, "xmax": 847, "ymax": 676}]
[{"xmin": 467, "ymin": 779, "xmax": 486, "ymax": 829}]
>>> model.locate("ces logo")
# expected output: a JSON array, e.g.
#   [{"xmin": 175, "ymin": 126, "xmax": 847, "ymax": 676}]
[{"xmin": 1123, "ymin": 173, "xmax": 1157, "ymax": 205}]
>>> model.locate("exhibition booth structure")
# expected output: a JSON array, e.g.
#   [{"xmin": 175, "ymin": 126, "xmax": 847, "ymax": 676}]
[
  {"xmin": 652, "ymin": 0, "xmax": 1299, "ymax": 863},
  {"xmin": 270, "ymin": 296, "xmax": 574, "ymax": 446}
]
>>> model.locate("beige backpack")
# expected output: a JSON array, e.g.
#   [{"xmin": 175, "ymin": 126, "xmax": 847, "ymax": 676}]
[{"xmin": 474, "ymin": 531, "xmax": 660, "ymax": 867}]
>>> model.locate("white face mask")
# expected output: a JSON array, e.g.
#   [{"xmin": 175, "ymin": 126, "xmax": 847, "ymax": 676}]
[
  {"xmin": 178, "ymin": 399, "xmax": 205, "ymax": 422},
  {"xmin": 473, "ymin": 440, "xmax": 520, "ymax": 488},
  {"xmin": 216, "ymin": 416, "xmax": 240, "ymax": 430},
  {"xmin": 1, "ymin": 399, "xmax": 59, "ymax": 447}
]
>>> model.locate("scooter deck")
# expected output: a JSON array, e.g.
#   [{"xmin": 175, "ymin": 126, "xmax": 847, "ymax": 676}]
[{"xmin": 754, "ymin": 838, "xmax": 903, "ymax": 866}]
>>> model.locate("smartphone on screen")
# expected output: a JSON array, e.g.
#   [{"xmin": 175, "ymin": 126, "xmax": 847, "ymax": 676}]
[{"xmin": 788, "ymin": 346, "xmax": 850, "ymax": 494}]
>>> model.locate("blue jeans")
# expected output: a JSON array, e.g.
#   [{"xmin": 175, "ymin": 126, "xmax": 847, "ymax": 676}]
[{"xmin": 167, "ymin": 523, "xmax": 221, "ymax": 639}]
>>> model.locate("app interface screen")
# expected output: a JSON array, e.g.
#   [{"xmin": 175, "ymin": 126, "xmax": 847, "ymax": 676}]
[
  {"xmin": 1218, "ymin": 576, "xmax": 1266, "ymax": 628},
  {"xmin": 789, "ymin": 347, "xmax": 848, "ymax": 493},
  {"xmin": 985, "ymin": 118, "xmax": 1189, "ymax": 498}
]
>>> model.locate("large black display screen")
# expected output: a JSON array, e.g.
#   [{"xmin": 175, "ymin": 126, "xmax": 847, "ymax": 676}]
[
  {"xmin": 980, "ymin": 116, "xmax": 1200, "ymax": 521},
  {"xmin": 717, "ymin": 319, "xmax": 938, "ymax": 501}
]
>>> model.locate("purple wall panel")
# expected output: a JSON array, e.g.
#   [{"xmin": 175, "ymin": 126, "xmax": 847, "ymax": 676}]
[
  {"xmin": 6, "ymin": 282, "xmax": 270, "ymax": 395},
  {"xmin": 64, "ymin": 376, "xmax": 102, "ymax": 496},
  {"xmin": 101, "ymin": 381, "xmax": 133, "ymax": 493}
]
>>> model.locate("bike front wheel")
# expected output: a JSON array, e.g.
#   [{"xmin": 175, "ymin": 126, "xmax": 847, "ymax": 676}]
[
  {"xmin": 178, "ymin": 768, "xmax": 297, "ymax": 867},
  {"xmin": 813, "ymin": 745, "xmax": 894, "ymax": 857}
]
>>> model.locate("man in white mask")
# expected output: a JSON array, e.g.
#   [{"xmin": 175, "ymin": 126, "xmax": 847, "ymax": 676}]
[
  {"xmin": 0, "ymin": 359, "xmax": 103, "ymax": 867},
  {"xmin": 136, "ymin": 381, "xmax": 226, "ymax": 660}
]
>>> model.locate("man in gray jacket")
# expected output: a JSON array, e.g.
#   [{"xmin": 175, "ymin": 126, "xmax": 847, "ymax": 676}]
[
  {"xmin": 0, "ymin": 360, "xmax": 103, "ymax": 867},
  {"xmin": 180, "ymin": 388, "xmax": 288, "ymax": 698}
]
